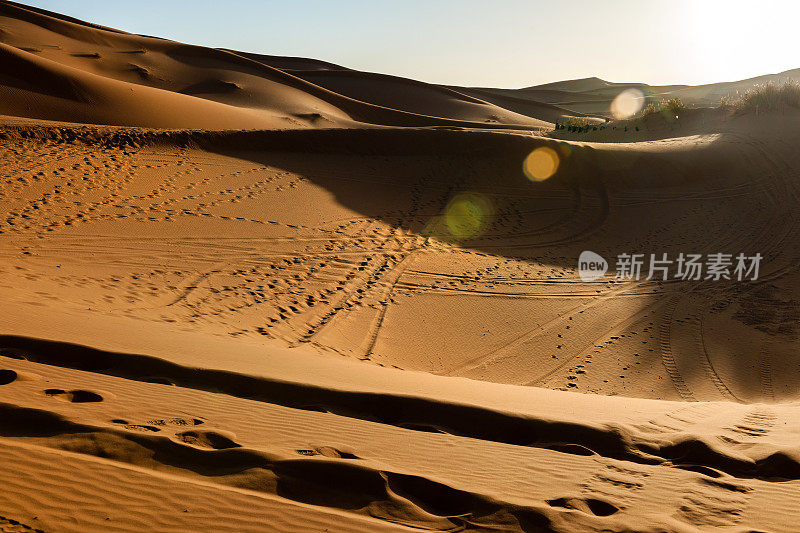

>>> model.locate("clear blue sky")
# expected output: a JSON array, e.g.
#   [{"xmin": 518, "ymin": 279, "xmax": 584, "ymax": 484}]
[{"xmin": 18, "ymin": 0, "xmax": 800, "ymax": 88}]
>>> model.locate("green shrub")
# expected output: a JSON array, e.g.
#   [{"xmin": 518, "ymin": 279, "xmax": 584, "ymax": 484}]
[
  {"xmin": 732, "ymin": 80, "xmax": 800, "ymax": 113},
  {"xmin": 665, "ymin": 97, "xmax": 686, "ymax": 114},
  {"xmin": 565, "ymin": 116, "xmax": 601, "ymax": 129},
  {"xmin": 640, "ymin": 97, "xmax": 685, "ymax": 118}
]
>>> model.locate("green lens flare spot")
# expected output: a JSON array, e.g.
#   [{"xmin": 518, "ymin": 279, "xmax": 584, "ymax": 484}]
[{"xmin": 444, "ymin": 192, "xmax": 494, "ymax": 240}]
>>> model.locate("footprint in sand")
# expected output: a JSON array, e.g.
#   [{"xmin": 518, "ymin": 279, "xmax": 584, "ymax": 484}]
[
  {"xmin": 546, "ymin": 497, "xmax": 619, "ymax": 517},
  {"xmin": 44, "ymin": 389, "xmax": 103, "ymax": 403},
  {"xmin": 146, "ymin": 417, "xmax": 205, "ymax": 427},
  {"xmin": 174, "ymin": 430, "xmax": 240, "ymax": 449},
  {"xmin": 295, "ymin": 446, "xmax": 360, "ymax": 459},
  {"xmin": 111, "ymin": 419, "xmax": 162, "ymax": 433},
  {"xmin": 0, "ymin": 370, "xmax": 18, "ymax": 385}
]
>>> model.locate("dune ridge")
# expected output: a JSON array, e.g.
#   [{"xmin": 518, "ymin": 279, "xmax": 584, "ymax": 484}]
[{"xmin": 0, "ymin": 0, "xmax": 559, "ymax": 130}]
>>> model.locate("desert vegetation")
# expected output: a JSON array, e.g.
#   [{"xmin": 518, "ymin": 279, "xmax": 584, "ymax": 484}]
[
  {"xmin": 730, "ymin": 80, "xmax": 800, "ymax": 112},
  {"xmin": 555, "ymin": 116, "xmax": 607, "ymax": 132},
  {"xmin": 640, "ymin": 97, "xmax": 686, "ymax": 118}
]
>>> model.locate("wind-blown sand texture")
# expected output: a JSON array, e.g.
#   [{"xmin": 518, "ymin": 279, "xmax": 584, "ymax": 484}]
[{"xmin": 1, "ymin": 1, "xmax": 799, "ymax": 531}]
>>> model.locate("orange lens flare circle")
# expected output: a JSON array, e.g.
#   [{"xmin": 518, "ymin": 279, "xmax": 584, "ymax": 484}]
[{"xmin": 523, "ymin": 146, "xmax": 560, "ymax": 181}]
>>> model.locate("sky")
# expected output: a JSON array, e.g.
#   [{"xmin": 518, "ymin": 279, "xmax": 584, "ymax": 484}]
[{"xmin": 17, "ymin": 0, "xmax": 800, "ymax": 88}]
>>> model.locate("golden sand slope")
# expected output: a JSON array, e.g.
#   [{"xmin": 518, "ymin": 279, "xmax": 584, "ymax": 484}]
[
  {"xmin": 0, "ymin": 1, "xmax": 560, "ymax": 129},
  {"xmin": 2, "ymin": 120, "xmax": 796, "ymax": 402},
  {"xmin": 1, "ymin": 115, "xmax": 799, "ymax": 532}
]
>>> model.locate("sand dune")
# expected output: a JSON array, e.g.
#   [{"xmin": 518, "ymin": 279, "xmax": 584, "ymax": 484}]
[
  {"xmin": 0, "ymin": 1, "xmax": 555, "ymax": 129},
  {"xmin": 475, "ymin": 71, "xmax": 800, "ymax": 116},
  {"xmin": 1, "ymin": 1, "xmax": 800, "ymax": 532},
  {"xmin": 287, "ymin": 70, "xmax": 560, "ymax": 125}
]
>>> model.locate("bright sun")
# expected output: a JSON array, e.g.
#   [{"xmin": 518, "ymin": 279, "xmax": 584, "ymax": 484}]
[{"xmin": 687, "ymin": 0, "xmax": 800, "ymax": 83}]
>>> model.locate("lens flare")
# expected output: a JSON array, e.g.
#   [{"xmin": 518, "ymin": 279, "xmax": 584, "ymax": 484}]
[
  {"xmin": 610, "ymin": 88, "xmax": 645, "ymax": 119},
  {"xmin": 523, "ymin": 146, "xmax": 559, "ymax": 181},
  {"xmin": 443, "ymin": 192, "xmax": 493, "ymax": 240}
]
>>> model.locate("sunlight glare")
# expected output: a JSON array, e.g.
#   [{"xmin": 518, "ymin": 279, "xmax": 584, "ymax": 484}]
[
  {"xmin": 444, "ymin": 192, "xmax": 494, "ymax": 240},
  {"xmin": 523, "ymin": 146, "xmax": 560, "ymax": 182},
  {"xmin": 610, "ymin": 89, "xmax": 645, "ymax": 119}
]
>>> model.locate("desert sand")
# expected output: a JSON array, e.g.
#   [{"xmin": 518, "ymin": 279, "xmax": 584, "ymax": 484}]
[{"xmin": 1, "ymin": 1, "xmax": 799, "ymax": 532}]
